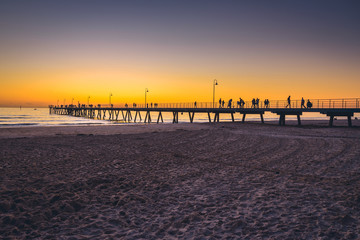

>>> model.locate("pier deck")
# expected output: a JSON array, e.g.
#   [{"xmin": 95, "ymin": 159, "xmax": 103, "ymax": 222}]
[{"xmin": 49, "ymin": 98, "xmax": 360, "ymax": 127}]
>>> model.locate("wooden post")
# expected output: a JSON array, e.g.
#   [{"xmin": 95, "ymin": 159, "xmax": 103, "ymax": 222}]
[
  {"xmin": 231, "ymin": 113, "xmax": 234, "ymax": 122},
  {"xmin": 260, "ymin": 113, "xmax": 264, "ymax": 123},
  {"xmin": 207, "ymin": 112, "xmax": 211, "ymax": 122},
  {"xmin": 297, "ymin": 114, "xmax": 301, "ymax": 126},
  {"xmin": 242, "ymin": 113, "xmax": 246, "ymax": 122},
  {"xmin": 348, "ymin": 116, "xmax": 352, "ymax": 127},
  {"xmin": 157, "ymin": 112, "xmax": 163, "ymax": 124},
  {"xmin": 329, "ymin": 115, "xmax": 334, "ymax": 127},
  {"xmin": 124, "ymin": 111, "xmax": 128, "ymax": 122},
  {"xmin": 279, "ymin": 114, "xmax": 284, "ymax": 125},
  {"xmin": 134, "ymin": 111, "xmax": 138, "ymax": 122}
]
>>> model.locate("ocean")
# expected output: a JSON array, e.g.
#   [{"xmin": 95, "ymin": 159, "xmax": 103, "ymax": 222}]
[{"xmin": 0, "ymin": 107, "xmax": 345, "ymax": 127}]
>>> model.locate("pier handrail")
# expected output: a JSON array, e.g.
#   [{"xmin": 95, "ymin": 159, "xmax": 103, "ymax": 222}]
[{"xmin": 50, "ymin": 98, "xmax": 360, "ymax": 109}]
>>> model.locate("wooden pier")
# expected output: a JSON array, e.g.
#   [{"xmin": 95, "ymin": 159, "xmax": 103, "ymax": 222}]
[{"xmin": 49, "ymin": 98, "xmax": 360, "ymax": 127}]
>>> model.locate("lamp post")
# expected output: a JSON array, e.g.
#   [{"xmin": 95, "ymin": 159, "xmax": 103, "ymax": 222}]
[
  {"xmin": 71, "ymin": 98, "xmax": 74, "ymax": 105},
  {"xmin": 87, "ymin": 96, "xmax": 90, "ymax": 105},
  {"xmin": 213, "ymin": 79, "xmax": 218, "ymax": 108},
  {"xmin": 109, "ymin": 93, "xmax": 112, "ymax": 106},
  {"xmin": 57, "ymin": 99, "xmax": 59, "ymax": 106},
  {"xmin": 145, "ymin": 88, "xmax": 149, "ymax": 107}
]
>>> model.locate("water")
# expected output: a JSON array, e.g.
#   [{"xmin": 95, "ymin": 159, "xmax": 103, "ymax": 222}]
[
  {"xmin": 1, "ymin": 107, "xmax": 348, "ymax": 127},
  {"xmin": 0, "ymin": 108, "xmax": 111, "ymax": 127}
]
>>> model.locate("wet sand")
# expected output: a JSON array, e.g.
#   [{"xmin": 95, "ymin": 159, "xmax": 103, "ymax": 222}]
[{"xmin": 1, "ymin": 122, "xmax": 360, "ymax": 239}]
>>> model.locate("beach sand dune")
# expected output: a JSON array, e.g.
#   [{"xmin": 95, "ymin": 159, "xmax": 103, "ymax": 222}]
[{"xmin": 1, "ymin": 123, "xmax": 360, "ymax": 239}]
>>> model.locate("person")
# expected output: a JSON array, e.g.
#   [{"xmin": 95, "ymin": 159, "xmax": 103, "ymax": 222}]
[
  {"xmin": 307, "ymin": 99, "xmax": 312, "ymax": 109},
  {"xmin": 286, "ymin": 95, "xmax": 291, "ymax": 108},
  {"xmin": 264, "ymin": 99, "xmax": 268, "ymax": 108},
  {"xmin": 240, "ymin": 98, "xmax": 245, "ymax": 108},
  {"xmin": 194, "ymin": 101, "xmax": 197, "ymax": 108},
  {"xmin": 301, "ymin": 97, "xmax": 305, "ymax": 108},
  {"xmin": 251, "ymin": 98, "xmax": 255, "ymax": 108},
  {"xmin": 228, "ymin": 99, "xmax": 233, "ymax": 108},
  {"xmin": 222, "ymin": 100, "xmax": 225, "ymax": 108},
  {"xmin": 256, "ymin": 98, "xmax": 259, "ymax": 108},
  {"xmin": 219, "ymin": 98, "xmax": 222, "ymax": 108}
]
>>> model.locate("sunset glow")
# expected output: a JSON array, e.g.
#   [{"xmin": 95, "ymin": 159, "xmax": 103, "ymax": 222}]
[{"xmin": 1, "ymin": 1, "xmax": 360, "ymax": 107}]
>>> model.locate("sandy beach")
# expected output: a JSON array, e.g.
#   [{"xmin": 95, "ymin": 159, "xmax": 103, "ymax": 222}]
[{"xmin": 1, "ymin": 121, "xmax": 360, "ymax": 239}]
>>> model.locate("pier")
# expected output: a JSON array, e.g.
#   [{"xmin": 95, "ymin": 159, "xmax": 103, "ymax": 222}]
[{"xmin": 49, "ymin": 98, "xmax": 360, "ymax": 127}]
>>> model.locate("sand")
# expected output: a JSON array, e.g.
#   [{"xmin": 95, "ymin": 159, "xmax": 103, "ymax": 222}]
[{"xmin": 1, "ymin": 122, "xmax": 360, "ymax": 239}]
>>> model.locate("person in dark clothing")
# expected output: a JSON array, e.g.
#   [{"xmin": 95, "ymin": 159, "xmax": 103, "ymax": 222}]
[
  {"xmin": 301, "ymin": 97, "xmax": 306, "ymax": 108},
  {"xmin": 286, "ymin": 96, "xmax": 291, "ymax": 108}
]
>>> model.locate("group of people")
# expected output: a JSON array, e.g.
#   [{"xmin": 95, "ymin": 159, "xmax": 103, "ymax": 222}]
[
  {"xmin": 286, "ymin": 96, "xmax": 313, "ymax": 109},
  {"xmin": 215, "ymin": 96, "xmax": 313, "ymax": 109}
]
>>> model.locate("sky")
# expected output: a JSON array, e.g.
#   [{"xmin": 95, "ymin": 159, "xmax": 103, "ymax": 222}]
[{"xmin": 0, "ymin": 0, "xmax": 360, "ymax": 107}]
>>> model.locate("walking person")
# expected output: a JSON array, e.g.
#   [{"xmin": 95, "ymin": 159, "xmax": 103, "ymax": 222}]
[
  {"xmin": 228, "ymin": 99, "xmax": 233, "ymax": 108},
  {"xmin": 301, "ymin": 97, "xmax": 306, "ymax": 108},
  {"xmin": 286, "ymin": 95, "xmax": 291, "ymax": 108},
  {"xmin": 219, "ymin": 98, "xmax": 222, "ymax": 108}
]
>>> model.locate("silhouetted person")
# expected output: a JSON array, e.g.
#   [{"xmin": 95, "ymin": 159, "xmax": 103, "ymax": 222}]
[
  {"xmin": 240, "ymin": 98, "xmax": 245, "ymax": 108},
  {"xmin": 228, "ymin": 99, "xmax": 233, "ymax": 108},
  {"xmin": 286, "ymin": 96, "xmax": 291, "ymax": 108},
  {"xmin": 264, "ymin": 99, "xmax": 268, "ymax": 108},
  {"xmin": 194, "ymin": 101, "xmax": 197, "ymax": 108},
  {"xmin": 307, "ymin": 100, "xmax": 312, "ymax": 109},
  {"xmin": 222, "ymin": 100, "xmax": 225, "ymax": 108},
  {"xmin": 251, "ymin": 98, "xmax": 255, "ymax": 108},
  {"xmin": 219, "ymin": 98, "xmax": 222, "ymax": 108},
  {"xmin": 147, "ymin": 103, "xmax": 149, "ymax": 108},
  {"xmin": 301, "ymin": 97, "xmax": 305, "ymax": 108},
  {"xmin": 256, "ymin": 98, "xmax": 259, "ymax": 108}
]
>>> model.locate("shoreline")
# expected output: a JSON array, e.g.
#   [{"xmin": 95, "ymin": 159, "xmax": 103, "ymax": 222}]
[{"xmin": 0, "ymin": 119, "xmax": 359, "ymax": 139}]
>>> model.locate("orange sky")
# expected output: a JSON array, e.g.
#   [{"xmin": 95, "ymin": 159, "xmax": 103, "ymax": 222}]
[{"xmin": 1, "ymin": 1, "xmax": 360, "ymax": 107}]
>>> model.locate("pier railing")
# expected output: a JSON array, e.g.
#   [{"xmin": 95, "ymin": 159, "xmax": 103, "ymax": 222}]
[{"xmin": 51, "ymin": 98, "xmax": 360, "ymax": 109}]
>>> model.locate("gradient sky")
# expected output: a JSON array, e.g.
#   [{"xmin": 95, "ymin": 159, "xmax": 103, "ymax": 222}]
[{"xmin": 1, "ymin": 0, "xmax": 360, "ymax": 107}]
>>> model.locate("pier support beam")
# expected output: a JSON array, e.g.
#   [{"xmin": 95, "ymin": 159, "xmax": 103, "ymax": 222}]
[
  {"xmin": 272, "ymin": 111, "xmax": 302, "ymax": 126},
  {"xmin": 242, "ymin": 113, "xmax": 246, "ymax": 122},
  {"xmin": 207, "ymin": 112, "xmax": 211, "ymax": 123},
  {"xmin": 188, "ymin": 112, "xmax": 195, "ymax": 123},
  {"xmin": 144, "ymin": 111, "xmax": 151, "ymax": 123},
  {"xmin": 172, "ymin": 112, "xmax": 179, "ymax": 123},
  {"xmin": 157, "ymin": 112, "xmax": 164, "ymax": 123},
  {"xmin": 323, "ymin": 111, "xmax": 354, "ymax": 127},
  {"xmin": 213, "ymin": 113, "xmax": 220, "ymax": 122},
  {"xmin": 260, "ymin": 113, "xmax": 264, "ymax": 123},
  {"xmin": 134, "ymin": 111, "xmax": 142, "ymax": 122}
]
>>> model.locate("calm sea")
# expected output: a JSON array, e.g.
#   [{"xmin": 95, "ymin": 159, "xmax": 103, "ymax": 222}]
[{"xmin": 0, "ymin": 107, "xmax": 337, "ymax": 127}]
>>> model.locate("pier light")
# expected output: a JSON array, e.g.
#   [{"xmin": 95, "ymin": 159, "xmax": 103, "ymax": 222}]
[
  {"xmin": 88, "ymin": 96, "xmax": 90, "ymax": 105},
  {"xmin": 71, "ymin": 98, "xmax": 74, "ymax": 105},
  {"xmin": 145, "ymin": 88, "xmax": 149, "ymax": 107},
  {"xmin": 213, "ymin": 79, "xmax": 218, "ymax": 108},
  {"xmin": 109, "ymin": 93, "xmax": 112, "ymax": 105}
]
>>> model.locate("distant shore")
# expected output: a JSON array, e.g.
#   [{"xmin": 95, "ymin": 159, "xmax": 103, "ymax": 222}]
[{"xmin": 1, "ymin": 122, "xmax": 359, "ymax": 238}]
